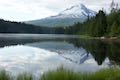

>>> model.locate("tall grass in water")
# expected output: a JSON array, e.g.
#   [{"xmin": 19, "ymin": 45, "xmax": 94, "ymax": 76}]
[
  {"xmin": 87, "ymin": 68, "xmax": 120, "ymax": 80},
  {"xmin": 0, "ymin": 70, "xmax": 11, "ymax": 80},
  {"xmin": 17, "ymin": 73, "xmax": 33, "ymax": 80},
  {"xmin": 41, "ymin": 68, "xmax": 83, "ymax": 80},
  {"xmin": 0, "ymin": 68, "xmax": 120, "ymax": 80},
  {"xmin": 41, "ymin": 68, "xmax": 120, "ymax": 80}
]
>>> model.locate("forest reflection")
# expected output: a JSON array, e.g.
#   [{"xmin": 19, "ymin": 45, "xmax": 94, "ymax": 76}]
[{"xmin": 68, "ymin": 39, "xmax": 120, "ymax": 66}]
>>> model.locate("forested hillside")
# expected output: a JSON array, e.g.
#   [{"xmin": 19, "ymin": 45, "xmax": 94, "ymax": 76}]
[
  {"xmin": 0, "ymin": 19, "xmax": 42, "ymax": 33},
  {"xmin": 65, "ymin": 4, "xmax": 120, "ymax": 37},
  {"xmin": 0, "ymin": 19, "xmax": 65, "ymax": 34}
]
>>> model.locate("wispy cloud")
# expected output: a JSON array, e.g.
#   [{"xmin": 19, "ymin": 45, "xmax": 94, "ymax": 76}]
[{"xmin": 0, "ymin": 0, "xmax": 119, "ymax": 21}]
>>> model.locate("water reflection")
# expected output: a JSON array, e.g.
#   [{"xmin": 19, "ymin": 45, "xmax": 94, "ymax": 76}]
[
  {"xmin": 68, "ymin": 39, "xmax": 120, "ymax": 66},
  {"xmin": 25, "ymin": 39, "xmax": 120, "ymax": 67},
  {"xmin": 107, "ymin": 42, "xmax": 120, "ymax": 65},
  {"xmin": 0, "ymin": 34, "xmax": 120, "ymax": 67}
]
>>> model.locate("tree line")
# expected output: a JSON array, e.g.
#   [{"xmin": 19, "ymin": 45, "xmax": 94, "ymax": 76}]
[
  {"xmin": 0, "ymin": 19, "xmax": 65, "ymax": 34},
  {"xmin": 65, "ymin": 1, "xmax": 120, "ymax": 37}
]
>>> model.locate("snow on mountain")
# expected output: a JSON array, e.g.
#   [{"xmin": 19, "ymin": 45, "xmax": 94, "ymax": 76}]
[
  {"xmin": 26, "ymin": 4, "xmax": 96, "ymax": 27},
  {"xmin": 59, "ymin": 4, "xmax": 96, "ymax": 17}
]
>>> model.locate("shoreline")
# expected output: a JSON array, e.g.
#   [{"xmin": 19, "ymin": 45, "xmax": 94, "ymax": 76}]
[{"xmin": 79, "ymin": 35, "xmax": 120, "ymax": 40}]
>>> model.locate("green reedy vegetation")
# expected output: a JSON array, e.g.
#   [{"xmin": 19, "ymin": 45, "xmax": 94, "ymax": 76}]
[
  {"xmin": 41, "ymin": 68, "xmax": 83, "ymax": 80},
  {"xmin": 41, "ymin": 68, "xmax": 120, "ymax": 80},
  {"xmin": 0, "ymin": 70, "xmax": 11, "ymax": 80},
  {"xmin": 17, "ymin": 73, "xmax": 33, "ymax": 80},
  {"xmin": 0, "ymin": 68, "xmax": 120, "ymax": 80}
]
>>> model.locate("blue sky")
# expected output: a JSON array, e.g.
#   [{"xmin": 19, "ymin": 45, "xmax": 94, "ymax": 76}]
[{"xmin": 0, "ymin": 0, "xmax": 119, "ymax": 21}]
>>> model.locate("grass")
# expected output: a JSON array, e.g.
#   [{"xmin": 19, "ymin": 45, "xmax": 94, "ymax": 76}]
[
  {"xmin": 41, "ymin": 68, "xmax": 120, "ymax": 80},
  {"xmin": 79, "ymin": 35, "xmax": 100, "ymax": 39},
  {"xmin": 79, "ymin": 35, "xmax": 120, "ymax": 40},
  {"xmin": 0, "ymin": 70, "xmax": 11, "ymax": 80},
  {"xmin": 86, "ymin": 68, "xmax": 120, "ymax": 80},
  {"xmin": 41, "ymin": 68, "xmax": 83, "ymax": 80},
  {"xmin": 0, "ymin": 68, "xmax": 120, "ymax": 80},
  {"xmin": 17, "ymin": 73, "xmax": 33, "ymax": 80}
]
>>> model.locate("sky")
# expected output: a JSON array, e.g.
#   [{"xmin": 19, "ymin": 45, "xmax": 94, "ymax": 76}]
[{"xmin": 0, "ymin": 0, "xmax": 119, "ymax": 21}]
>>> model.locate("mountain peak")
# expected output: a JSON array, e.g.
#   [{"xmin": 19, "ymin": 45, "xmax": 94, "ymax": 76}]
[
  {"xmin": 75, "ymin": 3, "xmax": 86, "ymax": 8},
  {"xmin": 66, "ymin": 3, "xmax": 87, "ymax": 10},
  {"xmin": 59, "ymin": 3, "xmax": 94, "ymax": 16},
  {"xmin": 26, "ymin": 3, "xmax": 96, "ymax": 27}
]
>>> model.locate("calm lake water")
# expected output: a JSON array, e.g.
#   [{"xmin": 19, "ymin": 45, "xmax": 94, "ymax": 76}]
[{"xmin": 0, "ymin": 34, "xmax": 120, "ymax": 77}]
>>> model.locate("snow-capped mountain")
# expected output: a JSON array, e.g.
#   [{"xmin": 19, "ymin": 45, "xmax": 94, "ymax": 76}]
[
  {"xmin": 59, "ymin": 4, "xmax": 96, "ymax": 18},
  {"xmin": 25, "ymin": 4, "xmax": 96, "ymax": 27}
]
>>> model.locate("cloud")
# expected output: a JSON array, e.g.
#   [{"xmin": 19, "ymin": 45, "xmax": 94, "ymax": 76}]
[{"xmin": 0, "ymin": 0, "xmax": 119, "ymax": 21}]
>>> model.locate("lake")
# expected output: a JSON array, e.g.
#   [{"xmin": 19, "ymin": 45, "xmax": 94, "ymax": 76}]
[{"xmin": 0, "ymin": 34, "xmax": 120, "ymax": 77}]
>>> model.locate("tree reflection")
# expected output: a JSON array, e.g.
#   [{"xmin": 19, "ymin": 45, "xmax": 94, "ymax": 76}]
[
  {"xmin": 67, "ymin": 38, "xmax": 120, "ymax": 66},
  {"xmin": 107, "ymin": 42, "xmax": 120, "ymax": 65}
]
